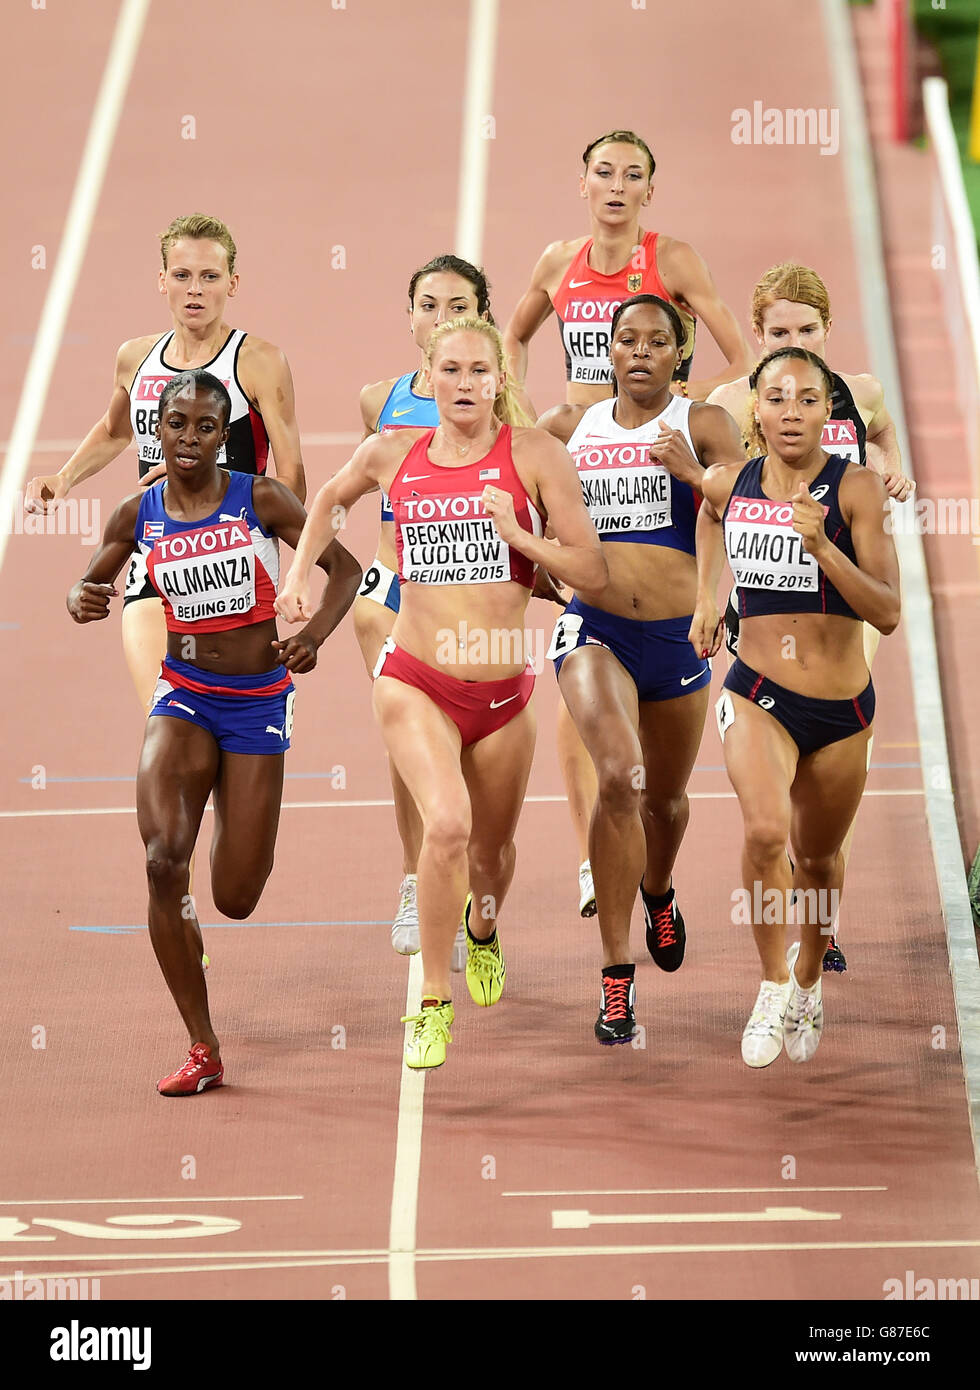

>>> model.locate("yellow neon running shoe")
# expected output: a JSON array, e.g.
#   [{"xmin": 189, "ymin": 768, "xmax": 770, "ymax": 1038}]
[
  {"xmin": 464, "ymin": 896, "xmax": 506, "ymax": 1007},
  {"xmin": 401, "ymin": 1000, "xmax": 454, "ymax": 1069}
]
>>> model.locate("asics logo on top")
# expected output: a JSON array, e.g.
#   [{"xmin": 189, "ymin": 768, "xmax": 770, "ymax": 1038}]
[
  {"xmin": 809, "ymin": 485, "xmax": 830, "ymax": 501},
  {"xmin": 758, "ymin": 696, "xmax": 776, "ymax": 710},
  {"xmin": 680, "ymin": 669, "xmax": 708, "ymax": 686},
  {"xmin": 392, "ymin": 408, "xmax": 415, "ymax": 418},
  {"xmin": 266, "ymin": 723, "xmax": 285, "ymax": 738},
  {"xmin": 489, "ymin": 694, "xmax": 519, "ymax": 709},
  {"xmin": 568, "ymin": 279, "xmax": 593, "ymax": 289}
]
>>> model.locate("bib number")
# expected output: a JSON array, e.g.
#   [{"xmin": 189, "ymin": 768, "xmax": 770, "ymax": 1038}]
[
  {"xmin": 284, "ymin": 689, "xmax": 296, "ymax": 740},
  {"xmin": 715, "ymin": 690, "xmax": 735, "ymax": 743},
  {"xmin": 546, "ymin": 612, "xmax": 584, "ymax": 662}
]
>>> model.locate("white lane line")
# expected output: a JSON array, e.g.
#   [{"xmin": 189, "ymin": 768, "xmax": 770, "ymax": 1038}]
[
  {"xmin": 388, "ymin": 953, "xmax": 424, "ymax": 1301},
  {"xmin": 0, "ymin": 1195, "xmax": 302, "ymax": 1206},
  {"xmin": 504, "ymin": 1186, "xmax": 887, "ymax": 1198},
  {"xmin": 824, "ymin": 0, "xmax": 980, "ymax": 1174},
  {"xmin": 454, "ymin": 0, "xmax": 500, "ymax": 264},
  {"xmin": 9, "ymin": 1237, "xmax": 980, "ymax": 1281},
  {"xmin": 552, "ymin": 1207, "xmax": 841, "ymax": 1229},
  {"xmin": 0, "ymin": 789, "xmax": 925, "ymax": 820},
  {"xmin": 0, "ymin": 0, "xmax": 151, "ymax": 579}
]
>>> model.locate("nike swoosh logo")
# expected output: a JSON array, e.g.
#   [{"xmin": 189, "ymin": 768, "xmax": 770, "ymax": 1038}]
[
  {"xmin": 568, "ymin": 279, "xmax": 593, "ymax": 289},
  {"xmin": 403, "ymin": 474, "xmax": 430, "ymax": 483},
  {"xmin": 680, "ymin": 669, "xmax": 708, "ymax": 686},
  {"xmin": 489, "ymin": 694, "xmax": 519, "ymax": 709},
  {"xmin": 392, "ymin": 408, "xmax": 415, "ymax": 418}
]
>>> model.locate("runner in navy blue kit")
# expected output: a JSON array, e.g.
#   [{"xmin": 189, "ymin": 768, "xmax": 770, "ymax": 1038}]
[
  {"xmin": 29, "ymin": 214, "xmax": 305, "ymax": 716},
  {"xmin": 538, "ymin": 296, "xmax": 744, "ymax": 1043},
  {"xmin": 690, "ymin": 348, "xmax": 900, "ymax": 1068},
  {"xmin": 353, "ymin": 256, "xmax": 494, "ymax": 963},
  {"xmin": 708, "ymin": 263, "xmax": 915, "ymax": 971},
  {"xmin": 67, "ymin": 371, "xmax": 359, "ymax": 1096}
]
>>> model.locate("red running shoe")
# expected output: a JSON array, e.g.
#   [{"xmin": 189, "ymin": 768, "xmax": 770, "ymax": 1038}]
[{"xmin": 157, "ymin": 1044, "xmax": 223, "ymax": 1097}]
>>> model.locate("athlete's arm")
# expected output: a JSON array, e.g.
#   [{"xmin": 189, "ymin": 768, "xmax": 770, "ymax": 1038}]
[
  {"xmin": 66, "ymin": 493, "xmax": 141, "ymax": 623},
  {"xmin": 239, "ymin": 338, "xmax": 306, "ymax": 504},
  {"xmin": 659, "ymin": 240, "xmax": 753, "ymax": 400},
  {"xmin": 251, "ymin": 477, "xmax": 361, "ymax": 671},
  {"xmin": 486, "ymin": 431, "xmax": 606, "ymax": 596},
  {"xmin": 535, "ymin": 403, "xmax": 586, "ymax": 445},
  {"xmin": 687, "ymin": 401, "xmax": 747, "ymax": 469},
  {"xmin": 275, "ymin": 433, "xmax": 396, "ymax": 623},
  {"xmin": 26, "ymin": 339, "xmax": 149, "ymax": 512},
  {"xmin": 793, "ymin": 466, "xmax": 901, "ymax": 634},
  {"xmin": 359, "ymin": 378, "xmax": 394, "ymax": 440},
  {"xmin": 705, "ymin": 378, "xmax": 753, "ymax": 448},
  {"xmin": 689, "ymin": 463, "xmax": 739, "ymax": 656},
  {"xmin": 849, "ymin": 373, "xmax": 914, "ymax": 501},
  {"xmin": 502, "ymin": 242, "xmax": 570, "ymax": 390}
]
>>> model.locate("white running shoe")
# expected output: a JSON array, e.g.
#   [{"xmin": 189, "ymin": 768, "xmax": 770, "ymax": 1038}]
[
  {"xmin": 391, "ymin": 875, "xmax": 420, "ymax": 956},
  {"xmin": 784, "ymin": 942, "xmax": 825, "ymax": 1063},
  {"xmin": 578, "ymin": 860, "xmax": 597, "ymax": 918},
  {"xmin": 742, "ymin": 972, "xmax": 794, "ymax": 1068}
]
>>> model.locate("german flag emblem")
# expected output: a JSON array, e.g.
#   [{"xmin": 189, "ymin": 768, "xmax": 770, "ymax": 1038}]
[{"xmin": 627, "ymin": 273, "xmax": 642, "ymax": 292}]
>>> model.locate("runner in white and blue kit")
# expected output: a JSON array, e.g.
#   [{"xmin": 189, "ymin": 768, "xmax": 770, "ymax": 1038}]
[{"xmin": 538, "ymin": 295, "xmax": 744, "ymax": 1045}]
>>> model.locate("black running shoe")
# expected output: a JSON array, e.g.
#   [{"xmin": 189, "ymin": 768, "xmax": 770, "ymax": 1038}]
[
  {"xmin": 641, "ymin": 883, "xmax": 686, "ymax": 972},
  {"xmin": 595, "ymin": 973, "xmax": 637, "ymax": 1045},
  {"xmin": 822, "ymin": 935, "xmax": 847, "ymax": 973}
]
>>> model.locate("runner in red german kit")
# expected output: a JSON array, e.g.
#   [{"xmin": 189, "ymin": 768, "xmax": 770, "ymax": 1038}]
[
  {"xmin": 67, "ymin": 370, "xmax": 359, "ymax": 1096},
  {"xmin": 277, "ymin": 320, "xmax": 606, "ymax": 1071}
]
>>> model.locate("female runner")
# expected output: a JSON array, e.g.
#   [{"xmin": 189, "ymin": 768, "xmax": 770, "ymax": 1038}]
[
  {"xmin": 538, "ymin": 295, "xmax": 744, "ymax": 1042},
  {"xmin": 707, "ymin": 262, "xmax": 915, "ymax": 968},
  {"xmin": 354, "ymin": 254, "xmax": 493, "ymax": 964},
  {"xmin": 67, "ymin": 371, "xmax": 359, "ymax": 1095},
  {"xmin": 690, "ymin": 348, "xmax": 900, "ymax": 1067},
  {"xmin": 503, "ymin": 128, "xmax": 753, "ymax": 916},
  {"xmin": 29, "ymin": 213, "xmax": 305, "ymax": 715},
  {"xmin": 276, "ymin": 319, "xmax": 606, "ymax": 1070}
]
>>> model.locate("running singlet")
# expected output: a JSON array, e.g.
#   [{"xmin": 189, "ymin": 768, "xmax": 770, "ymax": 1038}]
[
  {"xmin": 129, "ymin": 329, "xmax": 270, "ymax": 479},
  {"xmin": 566, "ymin": 395, "xmax": 699, "ymax": 552},
  {"xmin": 723, "ymin": 455, "xmax": 860, "ymax": 620},
  {"xmin": 388, "ymin": 426, "xmax": 542, "ymax": 588},
  {"xmin": 376, "ymin": 372, "xmax": 440, "ymax": 521},
  {"xmin": 824, "ymin": 372, "xmax": 867, "ymax": 465},
  {"xmin": 552, "ymin": 231, "xmax": 696, "ymax": 387},
  {"xmin": 134, "ymin": 471, "xmax": 280, "ymax": 633}
]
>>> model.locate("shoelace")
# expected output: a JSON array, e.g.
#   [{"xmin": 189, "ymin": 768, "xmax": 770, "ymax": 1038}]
[
  {"xmin": 401, "ymin": 1008, "xmax": 451, "ymax": 1040},
  {"xmin": 602, "ymin": 976, "xmax": 632, "ymax": 1022},
  {"xmin": 788, "ymin": 984, "xmax": 821, "ymax": 1029},
  {"xmin": 468, "ymin": 935, "xmax": 500, "ymax": 974},
  {"xmin": 651, "ymin": 902, "xmax": 676, "ymax": 948},
  {"xmin": 174, "ymin": 1045, "xmax": 212, "ymax": 1076},
  {"xmin": 745, "ymin": 983, "xmax": 788, "ymax": 1035}
]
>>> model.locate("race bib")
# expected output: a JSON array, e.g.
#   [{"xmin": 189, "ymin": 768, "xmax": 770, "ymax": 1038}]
[
  {"xmin": 397, "ymin": 492, "xmax": 509, "ymax": 585},
  {"xmin": 725, "ymin": 495, "xmax": 824, "ymax": 593},
  {"xmin": 546, "ymin": 612, "xmax": 584, "ymax": 662},
  {"xmin": 574, "ymin": 440, "xmax": 671, "ymax": 534},
  {"xmin": 715, "ymin": 690, "xmax": 735, "ymax": 742},
  {"xmin": 149, "ymin": 519, "xmax": 256, "ymax": 624}
]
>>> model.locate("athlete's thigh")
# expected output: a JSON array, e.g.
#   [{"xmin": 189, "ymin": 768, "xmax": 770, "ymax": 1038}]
[
  {"xmin": 718, "ymin": 691, "xmax": 798, "ymax": 826},
  {"xmin": 461, "ymin": 702, "xmax": 537, "ymax": 850},
  {"xmin": 789, "ymin": 728, "xmax": 872, "ymax": 860},
  {"xmin": 352, "ymin": 595, "xmax": 396, "ymax": 678},
  {"xmin": 558, "ymin": 647, "xmax": 640, "ymax": 760},
  {"xmin": 372, "ymin": 676, "xmax": 469, "ymax": 825},
  {"xmin": 637, "ymin": 686, "xmax": 710, "ymax": 801},
  {"xmin": 121, "ymin": 596, "xmax": 168, "ymax": 712},
  {"xmin": 136, "ymin": 714, "xmax": 219, "ymax": 853},
  {"xmin": 211, "ymin": 751, "xmax": 285, "ymax": 872}
]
